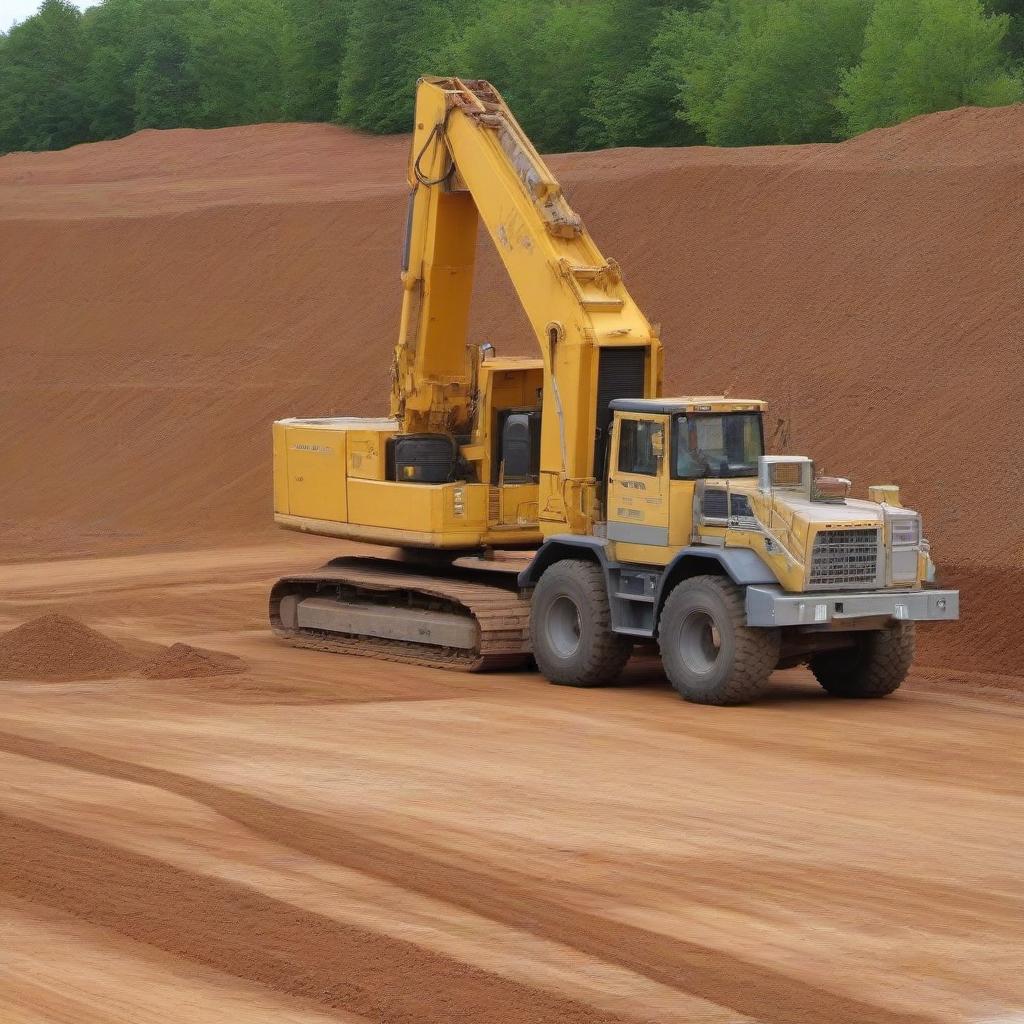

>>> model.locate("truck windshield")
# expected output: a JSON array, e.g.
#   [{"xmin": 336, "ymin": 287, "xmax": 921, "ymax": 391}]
[{"xmin": 674, "ymin": 413, "xmax": 764, "ymax": 479}]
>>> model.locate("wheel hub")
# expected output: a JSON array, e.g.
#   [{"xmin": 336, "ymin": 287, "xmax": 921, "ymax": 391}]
[
  {"xmin": 678, "ymin": 610, "xmax": 722, "ymax": 675},
  {"xmin": 548, "ymin": 595, "xmax": 583, "ymax": 657}
]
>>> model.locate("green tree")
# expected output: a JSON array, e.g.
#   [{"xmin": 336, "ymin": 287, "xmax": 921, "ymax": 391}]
[
  {"xmin": 578, "ymin": 48, "xmax": 705, "ymax": 148},
  {"xmin": 837, "ymin": 0, "xmax": 1024, "ymax": 136},
  {"xmin": 659, "ymin": 0, "xmax": 873, "ymax": 146},
  {"xmin": 438, "ymin": 0, "xmax": 621, "ymax": 151},
  {"xmin": 0, "ymin": 0, "xmax": 92, "ymax": 152},
  {"xmin": 985, "ymin": 0, "xmax": 1024, "ymax": 58},
  {"xmin": 0, "ymin": 34, "xmax": 11, "ymax": 147},
  {"xmin": 187, "ymin": 0, "xmax": 293, "ymax": 126},
  {"xmin": 337, "ymin": 0, "xmax": 456, "ymax": 133},
  {"xmin": 283, "ymin": 0, "xmax": 350, "ymax": 121},
  {"xmin": 80, "ymin": 0, "xmax": 138, "ymax": 139},
  {"xmin": 577, "ymin": 0, "xmax": 710, "ymax": 149},
  {"xmin": 656, "ymin": 0, "xmax": 752, "ymax": 146},
  {"xmin": 132, "ymin": 5, "xmax": 203, "ymax": 130}
]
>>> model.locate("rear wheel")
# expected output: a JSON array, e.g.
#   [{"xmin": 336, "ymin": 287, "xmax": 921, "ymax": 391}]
[
  {"xmin": 810, "ymin": 623, "xmax": 915, "ymax": 698},
  {"xmin": 530, "ymin": 560, "xmax": 631, "ymax": 687},
  {"xmin": 659, "ymin": 575, "xmax": 779, "ymax": 705}
]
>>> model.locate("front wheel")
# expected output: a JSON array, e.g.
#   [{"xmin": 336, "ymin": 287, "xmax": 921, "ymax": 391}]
[
  {"xmin": 530, "ymin": 560, "xmax": 631, "ymax": 687},
  {"xmin": 810, "ymin": 623, "xmax": 915, "ymax": 698},
  {"xmin": 659, "ymin": 575, "xmax": 780, "ymax": 705}
]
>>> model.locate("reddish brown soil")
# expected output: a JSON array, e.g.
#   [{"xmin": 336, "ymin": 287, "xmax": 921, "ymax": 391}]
[
  {"xmin": 0, "ymin": 613, "xmax": 246, "ymax": 681},
  {"xmin": 2, "ymin": 110, "xmax": 1022, "ymax": 1024},
  {"xmin": 0, "ymin": 548, "xmax": 1021, "ymax": 1023},
  {"xmin": 0, "ymin": 613, "xmax": 141, "ymax": 680},
  {"xmin": 137, "ymin": 641, "xmax": 246, "ymax": 680},
  {"xmin": 1, "ymin": 106, "xmax": 1020, "ymax": 674}
]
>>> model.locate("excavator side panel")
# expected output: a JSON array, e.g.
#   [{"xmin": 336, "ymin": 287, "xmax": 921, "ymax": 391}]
[{"xmin": 275, "ymin": 423, "xmax": 348, "ymax": 523}]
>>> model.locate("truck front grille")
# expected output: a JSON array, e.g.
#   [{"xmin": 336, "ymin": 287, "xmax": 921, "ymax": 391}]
[{"xmin": 809, "ymin": 528, "xmax": 879, "ymax": 586}]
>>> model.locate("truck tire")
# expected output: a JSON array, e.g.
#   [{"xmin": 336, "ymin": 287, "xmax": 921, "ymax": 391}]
[
  {"xmin": 810, "ymin": 622, "xmax": 915, "ymax": 698},
  {"xmin": 659, "ymin": 575, "xmax": 780, "ymax": 705},
  {"xmin": 530, "ymin": 559, "xmax": 631, "ymax": 687}
]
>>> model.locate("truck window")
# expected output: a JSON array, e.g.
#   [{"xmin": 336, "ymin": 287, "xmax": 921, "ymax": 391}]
[
  {"xmin": 674, "ymin": 413, "xmax": 764, "ymax": 479},
  {"xmin": 618, "ymin": 419, "xmax": 663, "ymax": 476}
]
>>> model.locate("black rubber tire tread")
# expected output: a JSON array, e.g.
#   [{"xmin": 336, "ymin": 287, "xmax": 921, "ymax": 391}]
[
  {"xmin": 659, "ymin": 575, "xmax": 780, "ymax": 706},
  {"xmin": 810, "ymin": 622, "xmax": 915, "ymax": 698},
  {"xmin": 530, "ymin": 559, "xmax": 631, "ymax": 687}
]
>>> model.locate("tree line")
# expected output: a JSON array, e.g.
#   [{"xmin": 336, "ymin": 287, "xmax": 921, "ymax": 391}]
[{"xmin": 1, "ymin": 0, "xmax": 1022, "ymax": 156}]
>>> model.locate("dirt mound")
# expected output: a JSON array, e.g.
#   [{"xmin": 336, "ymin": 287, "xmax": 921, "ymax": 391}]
[
  {"xmin": 138, "ymin": 642, "xmax": 246, "ymax": 680},
  {"xmin": 0, "ymin": 616, "xmax": 248, "ymax": 682},
  {"xmin": 0, "ymin": 613, "xmax": 141, "ymax": 681},
  {"xmin": 1, "ymin": 106, "xmax": 1022, "ymax": 674}
]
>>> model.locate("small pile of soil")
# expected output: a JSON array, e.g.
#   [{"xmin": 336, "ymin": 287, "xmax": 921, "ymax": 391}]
[
  {"xmin": 0, "ymin": 613, "xmax": 141, "ymax": 681},
  {"xmin": 138, "ymin": 642, "xmax": 246, "ymax": 680},
  {"xmin": 0, "ymin": 615, "xmax": 248, "ymax": 683}
]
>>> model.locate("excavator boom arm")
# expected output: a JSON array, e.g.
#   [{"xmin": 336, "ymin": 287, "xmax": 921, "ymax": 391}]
[{"xmin": 391, "ymin": 77, "xmax": 662, "ymax": 534}]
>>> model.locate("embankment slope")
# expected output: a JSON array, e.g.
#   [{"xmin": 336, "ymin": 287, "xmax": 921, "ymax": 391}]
[{"xmin": 2, "ymin": 109, "xmax": 1020, "ymax": 672}]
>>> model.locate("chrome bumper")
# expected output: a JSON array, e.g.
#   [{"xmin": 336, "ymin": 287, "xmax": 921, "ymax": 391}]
[{"xmin": 745, "ymin": 586, "xmax": 959, "ymax": 628}]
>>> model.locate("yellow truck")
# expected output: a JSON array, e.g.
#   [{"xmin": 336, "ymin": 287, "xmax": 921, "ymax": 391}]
[{"xmin": 270, "ymin": 77, "xmax": 957, "ymax": 705}]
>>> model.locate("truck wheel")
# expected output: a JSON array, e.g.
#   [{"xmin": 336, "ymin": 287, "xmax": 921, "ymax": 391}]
[
  {"xmin": 810, "ymin": 623, "xmax": 915, "ymax": 698},
  {"xmin": 659, "ymin": 575, "xmax": 780, "ymax": 705},
  {"xmin": 530, "ymin": 560, "xmax": 631, "ymax": 687}
]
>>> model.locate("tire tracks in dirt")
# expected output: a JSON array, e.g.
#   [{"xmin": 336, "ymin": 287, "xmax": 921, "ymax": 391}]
[
  {"xmin": 0, "ymin": 810, "xmax": 627, "ymax": 1024},
  {"xmin": 0, "ymin": 727, "xmax": 939, "ymax": 1024}
]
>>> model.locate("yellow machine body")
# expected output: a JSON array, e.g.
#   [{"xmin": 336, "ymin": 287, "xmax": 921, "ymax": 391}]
[
  {"xmin": 272, "ymin": 78, "xmax": 935, "ymax": 592},
  {"xmin": 269, "ymin": 76, "xmax": 956, "ymax": 692},
  {"xmin": 275, "ymin": 356, "xmax": 544, "ymax": 548},
  {"xmin": 598, "ymin": 397, "xmax": 934, "ymax": 592},
  {"xmin": 274, "ymin": 76, "xmax": 660, "ymax": 549}
]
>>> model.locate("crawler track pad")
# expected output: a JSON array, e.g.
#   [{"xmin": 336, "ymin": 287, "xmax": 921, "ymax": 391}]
[{"xmin": 269, "ymin": 556, "xmax": 532, "ymax": 672}]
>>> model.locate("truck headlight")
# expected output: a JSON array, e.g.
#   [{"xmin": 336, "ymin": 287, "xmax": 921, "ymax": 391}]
[{"xmin": 890, "ymin": 516, "xmax": 920, "ymax": 546}]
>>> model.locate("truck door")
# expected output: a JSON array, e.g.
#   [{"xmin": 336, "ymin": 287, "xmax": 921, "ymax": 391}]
[{"xmin": 606, "ymin": 414, "xmax": 669, "ymax": 549}]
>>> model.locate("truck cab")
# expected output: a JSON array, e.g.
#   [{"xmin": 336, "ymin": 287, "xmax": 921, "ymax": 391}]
[
  {"xmin": 605, "ymin": 397, "xmax": 767, "ymax": 564},
  {"xmin": 519, "ymin": 396, "xmax": 958, "ymax": 704}
]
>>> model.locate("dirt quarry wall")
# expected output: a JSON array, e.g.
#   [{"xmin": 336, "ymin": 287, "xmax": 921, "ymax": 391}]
[{"xmin": 1, "ymin": 110, "xmax": 1021, "ymax": 675}]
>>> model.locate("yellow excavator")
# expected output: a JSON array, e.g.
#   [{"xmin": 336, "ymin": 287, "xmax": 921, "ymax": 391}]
[{"xmin": 269, "ymin": 77, "xmax": 958, "ymax": 705}]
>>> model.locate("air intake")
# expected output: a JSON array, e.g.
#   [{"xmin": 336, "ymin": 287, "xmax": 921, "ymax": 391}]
[{"xmin": 594, "ymin": 347, "xmax": 646, "ymax": 474}]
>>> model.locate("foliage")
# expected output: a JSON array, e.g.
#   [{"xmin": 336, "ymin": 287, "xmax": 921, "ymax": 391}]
[
  {"xmin": 187, "ymin": 0, "xmax": 293, "ymax": 126},
  {"xmin": 439, "ymin": 0, "xmax": 629, "ymax": 151},
  {"xmin": 336, "ymin": 0, "xmax": 457, "ymax": 133},
  {"xmin": 658, "ymin": 0, "xmax": 874, "ymax": 146},
  {"xmin": 283, "ymin": 0, "xmax": 350, "ymax": 121},
  {"xmin": 1, "ymin": 0, "xmax": 1023, "ymax": 156},
  {"xmin": 132, "ymin": 7, "xmax": 202, "ymax": 130},
  {"xmin": 577, "ymin": 47, "xmax": 704, "ymax": 149},
  {"xmin": 0, "ymin": 0, "xmax": 92, "ymax": 151},
  {"xmin": 983, "ymin": 0, "xmax": 1024, "ymax": 57},
  {"xmin": 837, "ymin": 0, "xmax": 1023, "ymax": 135}
]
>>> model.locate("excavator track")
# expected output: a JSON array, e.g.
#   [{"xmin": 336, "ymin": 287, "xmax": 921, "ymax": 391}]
[{"xmin": 269, "ymin": 556, "xmax": 532, "ymax": 672}]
